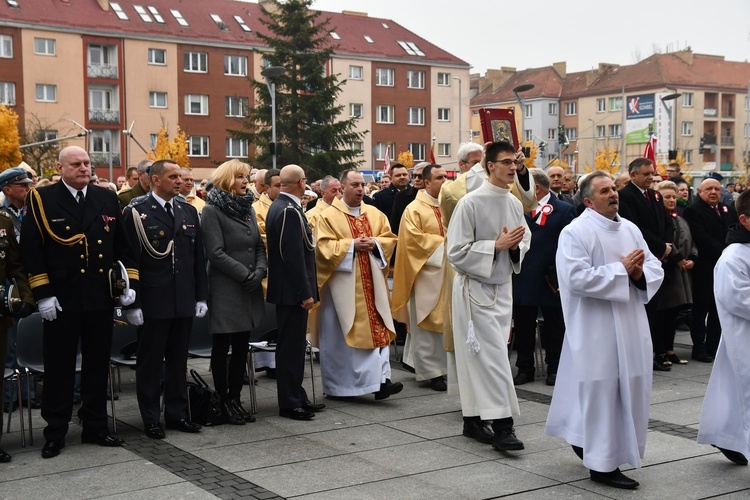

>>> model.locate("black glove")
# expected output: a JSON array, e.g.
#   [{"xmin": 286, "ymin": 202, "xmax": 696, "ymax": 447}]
[
  {"xmin": 16, "ymin": 301, "xmax": 34, "ymax": 318},
  {"xmin": 242, "ymin": 270, "xmax": 263, "ymax": 293}
]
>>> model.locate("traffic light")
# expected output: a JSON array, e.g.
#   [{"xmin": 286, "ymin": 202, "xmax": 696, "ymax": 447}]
[
  {"xmin": 699, "ymin": 137, "xmax": 705, "ymax": 154},
  {"xmin": 558, "ymin": 125, "xmax": 568, "ymax": 146}
]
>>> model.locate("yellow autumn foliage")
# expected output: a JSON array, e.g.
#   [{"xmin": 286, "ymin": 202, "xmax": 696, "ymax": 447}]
[
  {"xmin": 584, "ymin": 146, "xmax": 620, "ymax": 175},
  {"xmin": 397, "ymin": 150, "xmax": 414, "ymax": 169},
  {"xmin": 147, "ymin": 126, "xmax": 189, "ymax": 168},
  {"xmin": 0, "ymin": 105, "xmax": 23, "ymax": 172}
]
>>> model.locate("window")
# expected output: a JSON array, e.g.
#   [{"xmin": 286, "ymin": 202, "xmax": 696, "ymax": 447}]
[
  {"xmin": 564, "ymin": 102, "xmax": 577, "ymax": 116},
  {"xmin": 148, "ymin": 48, "xmax": 166, "ymax": 65},
  {"xmin": 0, "ymin": 82, "xmax": 16, "ymax": 106},
  {"xmin": 184, "ymin": 52, "xmax": 207, "ymax": 73},
  {"xmin": 185, "ymin": 94, "xmax": 208, "ymax": 115},
  {"xmin": 110, "ymin": 2, "xmax": 129, "ymax": 20},
  {"xmin": 524, "ymin": 104, "xmax": 532, "ymax": 118},
  {"xmin": 684, "ymin": 150, "xmax": 692, "ymax": 164},
  {"xmin": 89, "ymin": 88, "xmax": 113, "ymax": 110},
  {"xmin": 234, "ymin": 15, "xmax": 251, "ymax": 32},
  {"xmin": 565, "ymin": 154, "xmax": 576, "ymax": 166},
  {"xmin": 409, "ymin": 143, "xmax": 425, "ymax": 161},
  {"xmin": 397, "ymin": 41, "xmax": 425, "ymax": 57},
  {"xmin": 472, "ymin": 131, "xmax": 480, "ymax": 137},
  {"xmin": 34, "ymin": 38, "xmax": 56, "ymax": 56},
  {"xmin": 548, "ymin": 103, "xmax": 558, "ymax": 115},
  {"xmin": 0, "ymin": 34, "xmax": 12, "ymax": 58},
  {"xmin": 148, "ymin": 6, "xmax": 165, "ymax": 23},
  {"xmin": 35, "ymin": 84, "xmax": 57, "ymax": 102},
  {"xmin": 188, "ymin": 136, "xmax": 209, "ymax": 156},
  {"xmin": 350, "ymin": 141, "xmax": 364, "ymax": 155},
  {"xmin": 438, "ymin": 143, "xmax": 451, "ymax": 157},
  {"xmin": 150, "ymin": 134, "xmax": 158, "ymax": 149},
  {"xmin": 225, "ymin": 96, "xmax": 248, "ymax": 117},
  {"xmin": 210, "ymin": 14, "xmax": 229, "ymax": 30},
  {"xmin": 134, "ymin": 5, "xmax": 153, "ymax": 22},
  {"xmin": 149, "ymin": 91, "xmax": 167, "ymax": 108},
  {"xmin": 90, "ymin": 130, "xmax": 114, "ymax": 154},
  {"xmin": 596, "ymin": 125, "xmax": 606, "ymax": 138},
  {"xmin": 329, "ymin": 31, "xmax": 341, "ymax": 40},
  {"xmin": 349, "ymin": 65, "xmax": 363, "ymax": 80},
  {"xmin": 437, "ymin": 72, "xmax": 451, "ymax": 86},
  {"xmin": 565, "ymin": 128, "xmax": 577, "ymax": 141},
  {"xmin": 608, "ymin": 124, "xmax": 621, "ymax": 137},
  {"xmin": 376, "ymin": 105, "xmax": 394, "ymax": 124},
  {"xmin": 597, "ymin": 98, "xmax": 605, "ymax": 112},
  {"xmin": 375, "ymin": 142, "xmax": 395, "ymax": 160},
  {"xmin": 524, "ymin": 130, "xmax": 533, "ymax": 141},
  {"xmin": 224, "ymin": 55, "xmax": 247, "ymax": 76},
  {"xmin": 363, "ymin": 35, "xmax": 374, "ymax": 43},
  {"xmin": 746, "ymin": 123, "xmax": 750, "ymax": 138},
  {"xmin": 682, "ymin": 93, "xmax": 693, "ymax": 107},
  {"xmin": 170, "ymin": 9, "xmax": 189, "ymax": 27},
  {"xmin": 349, "ymin": 103, "xmax": 363, "ymax": 118},
  {"xmin": 407, "ymin": 70, "xmax": 425, "ymax": 89},
  {"xmin": 36, "ymin": 129, "xmax": 57, "ymax": 142},
  {"xmin": 437, "ymin": 108, "xmax": 450, "ymax": 121},
  {"xmin": 681, "ymin": 121, "xmax": 693, "ymax": 136},
  {"xmin": 547, "ymin": 128, "xmax": 556, "ymax": 140},
  {"xmin": 472, "ymin": 109, "xmax": 479, "ymax": 116},
  {"xmin": 408, "ymin": 107, "xmax": 425, "ymax": 126},
  {"xmin": 375, "ymin": 68, "xmax": 394, "ymax": 86},
  {"xmin": 609, "ymin": 97, "xmax": 622, "ymax": 111},
  {"xmin": 226, "ymin": 137, "xmax": 247, "ymax": 158}
]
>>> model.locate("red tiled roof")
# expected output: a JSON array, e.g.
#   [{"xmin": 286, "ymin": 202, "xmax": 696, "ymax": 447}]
[
  {"xmin": 0, "ymin": 0, "xmax": 468, "ymax": 66},
  {"xmin": 471, "ymin": 66, "xmax": 563, "ymax": 106}
]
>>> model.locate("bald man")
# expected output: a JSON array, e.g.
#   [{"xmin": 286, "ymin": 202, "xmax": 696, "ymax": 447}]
[
  {"xmin": 683, "ymin": 178, "xmax": 738, "ymax": 362},
  {"xmin": 251, "ymin": 168, "xmax": 267, "ymax": 200},
  {"xmin": 615, "ymin": 172, "xmax": 631, "ymax": 191},
  {"xmin": 265, "ymin": 165, "xmax": 323, "ymax": 420},
  {"xmin": 548, "ymin": 166, "xmax": 574, "ymax": 204}
]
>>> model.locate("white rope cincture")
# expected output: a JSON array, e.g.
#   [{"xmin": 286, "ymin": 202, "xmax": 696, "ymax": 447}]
[
  {"xmin": 460, "ymin": 274, "xmax": 499, "ymax": 355},
  {"xmin": 130, "ymin": 207, "xmax": 175, "ymax": 272}
]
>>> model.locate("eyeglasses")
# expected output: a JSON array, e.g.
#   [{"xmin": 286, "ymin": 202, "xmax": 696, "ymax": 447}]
[
  {"xmin": 489, "ymin": 159, "xmax": 524, "ymax": 167},
  {"xmin": 460, "ymin": 159, "xmax": 481, "ymax": 166},
  {"xmin": 413, "ymin": 174, "xmax": 423, "ymax": 179}
]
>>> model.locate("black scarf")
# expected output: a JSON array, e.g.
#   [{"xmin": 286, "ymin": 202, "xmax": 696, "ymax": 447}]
[{"xmin": 206, "ymin": 188, "xmax": 255, "ymax": 221}]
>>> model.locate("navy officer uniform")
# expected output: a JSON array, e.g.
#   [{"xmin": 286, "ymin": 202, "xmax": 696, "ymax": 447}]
[
  {"xmin": 21, "ymin": 146, "xmax": 139, "ymax": 458},
  {"xmin": 122, "ymin": 165, "xmax": 208, "ymax": 438}
]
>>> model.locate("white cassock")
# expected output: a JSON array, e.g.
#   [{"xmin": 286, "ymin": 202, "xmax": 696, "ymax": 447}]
[
  {"xmin": 697, "ymin": 239, "xmax": 750, "ymax": 455},
  {"xmin": 545, "ymin": 208, "xmax": 664, "ymax": 473},
  {"xmin": 447, "ymin": 181, "xmax": 530, "ymax": 420}
]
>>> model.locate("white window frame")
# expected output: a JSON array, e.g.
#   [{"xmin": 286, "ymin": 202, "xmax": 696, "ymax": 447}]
[
  {"xmin": 35, "ymin": 84, "xmax": 57, "ymax": 102},
  {"xmin": 566, "ymin": 128, "xmax": 577, "ymax": 141},
  {"xmin": 438, "ymin": 143, "xmax": 451, "ymax": 157},
  {"xmin": 547, "ymin": 128, "xmax": 556, "ymax": 140},
  {"xmin": 349, "ymin": 103, "xmax": 363, "ymax": 118},
  {"xmin": 684, "ymin": 149, "xmax": 692, "ymax": 165},
  {"xmin": 524, "ymin": 130, "xmax": 533, "ymax": 141},
  {"xmin": 348, "ymin": 65, "xmax": 363, "ymax": 80},
  {"xmin": 224, "ymin": 55, "xmax": 247, "ymax": 76},
  {"xmin": 148, "ymin": 48, "xmax": 166, "ymax": 65},
  {"xmin": 89, "ymin": 130, "xmax": 115, "ymax": 155},
  {"xmin": 185, "ymin": 94, "xmax": 209, "ymax": 115},
  {"xmin": 437, "ymin": 108, "xmax": 450, "ymax": 122},
  {"xmin": 0, "ymin": 35, "xmax": 12, "ymax": 58},
  {"xmin": 225, "ymin": 96, "xmax": 248, "ymax": 118},
  {"xmin": 0, "ymin": 82, "xmax": 15, "ymax": 105},
  {"xmin": 375, "ymin": 68, "xmax": 394, "ymax": 87},
  {"xmin": 608, "ymin": 124, "xmax": 621, "ymax": 137},
  {"xmin": 437, "ymin": 72, "xmax": 451, "ymax": 86},
  {"xmin": 407, "ymin": 70, "xmax": 425, "ymax": 89},
  {"xmin": 409, "ymin": 143, "xmax": 425, "ymax": 161},
  {"xmin": 150, "ymin": 134, "xmax": 158, "ymax": 149},
  {"xmin": 609, "ymin": 97, "xmax": 623, "ymax": 111},
  {"xmin": 110, "ymin": 2, "xmax": 129, "ymax": 20},
  {"xmin": 682, "ymin": 93, "xmax": 693, "ymax": 107},
  {"xmin": 226, "ymin": 137, "xmax": 248, "ymax": 158},
  {"xmin": 36, "ymin": 129, "xmax": 58, "ymax": 142},
  {"xmin": 375, "ymin": 142, "xmax": 395, "ymax": 161},
  {"xmin": 597, "ymin": 98, "xmax": 605, "ymax": 113},
  {"xmin": 376, "ymin": 105, "xmax": 394, "ymax": 124},
  {"xmin": 149, "ymin": 91, "xmax": 167, "ymax": 108},
  {"xmin": 34, "ymin": 38, "xmax": 56, "ymax": 56},
  {"xmin": 548, "ymin": 103, "xmax": 558, "ymax": 115},
  {"xmin": 564, "ymin": 102, "xmax": 577, "ymax": 116},
  {"xmin": 524, "ymin": 104, "xmax": 532, "ymax": 118},
  {"xmin": 681, "ymin": 121, "xmax": 693, "ymax": 136},
  {"xmin": 188, "ymin": 136, "xmax": 209, "ymax": 157},
  {"xmin": 184, "ymin": 51, "xmax": 207, "ymax": 73},
  {"xmin": 350, "ymin": 141, "xmax": 364, "ymax": 155},
  {"xmin": 596, "ymin": 125, "xmax": 606, "ymax": 138},
  {"xmin": 408, "ymin": 107, "xmax": 425, "ymax": 126}
]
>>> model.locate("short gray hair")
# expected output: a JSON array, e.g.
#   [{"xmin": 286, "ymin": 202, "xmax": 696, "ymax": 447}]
[
  {"xmin": 137, "ymin": 159, "xmax": 153, "ymax": 174},
  {"xmin": 319, "ymin": 175, "xmax": 336, "ymax": 190},
  {"xmin": 579, "ymin": 171, "xmax": 613, "ymax": 200},
  {"xmin": 457, "ymin": 142, "xmax": 483, "ymax": 162},
  {"xmin": 529, "ymin": 168, "xmax": 549, "ymax": 190}
]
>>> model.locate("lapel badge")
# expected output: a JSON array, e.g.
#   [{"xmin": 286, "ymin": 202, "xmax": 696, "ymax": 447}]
[
  {"xmin": 182, "ymin": 224, "xmax": 187, "ymax": 231},
  {"xmin": 0, "ymin": 251, "xmax": 5, "ymax": 259},
  {"xmin": 153, "ymin": 240, "xmax": 159, "ymax": 247},
  {"xmin": 139, "ymin": 213, "xmax": 148, "ymax": 220},
  {"xmin": 0, "ymin": 229, "xmax": 6, "ymax": 237},
  {"xmin": 159, "ymin": 230, "xmax": 165, "ymax": 236}
]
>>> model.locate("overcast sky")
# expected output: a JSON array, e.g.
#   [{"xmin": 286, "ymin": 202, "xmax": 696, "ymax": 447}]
[{"xmin": 310, "ymin": 0, "xmax": 750, "ymax": 74}]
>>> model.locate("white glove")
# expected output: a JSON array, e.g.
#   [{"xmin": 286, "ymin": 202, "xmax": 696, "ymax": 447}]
[
  {"xmin": 38, "ymin": 296, "xmax": 62, "ymax": 322},
  {"xmin": 126, "ymin": 308, "xmax": 144, "ymax": 326},
  {"xmin": 120, "ymin": 288, "xmax": 136, "ymax": 307},
  {"xmin": 195, "ymin": 301, "xmax": 208, "ymax": 318}
]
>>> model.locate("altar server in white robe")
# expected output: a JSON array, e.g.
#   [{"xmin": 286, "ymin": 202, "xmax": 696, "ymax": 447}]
[
  {"xmin": 697, "ymin": 189, "xmax": 750, "ymax": 466},
  {"xmin": 447, "ymin": 141, "xmax": 531, "ymax": 452},
  {"xmin": 545, "ymin": 171, "xmax": 664, "ymax": 490}
]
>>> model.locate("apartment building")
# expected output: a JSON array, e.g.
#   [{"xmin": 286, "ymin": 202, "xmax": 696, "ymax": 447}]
[{"xmin": 0, "ymin": 0, "xmax": 470, "ymax": 179}]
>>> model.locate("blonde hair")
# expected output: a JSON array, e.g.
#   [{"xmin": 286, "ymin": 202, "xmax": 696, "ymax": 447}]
[
  {"xmin": 211, "ymin": 159, "xmax": 250, "ymax": 194},
  {"xmin": 655, "ymin": 180, "xmax": 677, "ymax": 193}
]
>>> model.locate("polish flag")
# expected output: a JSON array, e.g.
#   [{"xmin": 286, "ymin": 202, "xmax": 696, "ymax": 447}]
[
  {"xmin": 383, "ymin": 145, "xmax": 391, "ymax": 174},
  {"xmin": 429, "ymin": 141, "xmax": 436, "ymax": 164},
  {"xmin": 643, "ymin": 135, "xmax": 657, "ymax": 171}
]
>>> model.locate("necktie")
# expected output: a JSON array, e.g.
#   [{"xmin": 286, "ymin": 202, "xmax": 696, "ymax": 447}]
[
  {"xmin": 76, "ymin": 190, "xmax": 85, "ymax": 207},
  {"xmin": 165, "ymin": 202, "xmax": 174, "ymax": 220},
  {"xmin": 644, "ymin": 190, "xmax": 652, "ymax": 206},
  {"xmin": 714, "ymin": 205, "xmax": 720, "ymax": 216}
]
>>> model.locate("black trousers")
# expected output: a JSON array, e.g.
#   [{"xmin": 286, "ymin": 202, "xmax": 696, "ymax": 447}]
[
  {"xmin": 42, "ymin": 310, "xmax": 112, "ymax": 442},
  {"xmin": 211, "ymin": 331, "xmax": 250, "ymax": 401},
  {"xmin": 275, "ymin": 304, "xmax": 309, "ymax": 410},
  {"xmin": 645, "ymin": 299, "xmax": 664, "ymax": 355},
  {"xmin": 691, "ymin": 300, "xmax": 721, "ymax": 356},
  {"xmin": 136, "ymin": 317, "xmax": 192, "ymax": 424},
  {"xmin": 513, "ymin": 305, "xmax": 565, "ymax": 375}
]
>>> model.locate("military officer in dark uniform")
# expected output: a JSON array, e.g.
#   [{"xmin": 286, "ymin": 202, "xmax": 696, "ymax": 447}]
[
  {"xmin": 122, "ymin": 159, "xmax": 208, "ymax": 439},
  {"xmin": 21, "ymin": 146, "xmax": 139, "ymax": 459}
]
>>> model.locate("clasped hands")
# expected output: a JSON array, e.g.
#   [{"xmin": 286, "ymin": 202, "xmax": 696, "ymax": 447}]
[
  {"xmin": 354, "ymin": 236, "xmax": 376, "ymax": 253},
  {"xmin": 495, "ymin": 226, "xmax": 525, "ymax": 251},
  {"xmin": 621, "ymin": 248, "xmax": 645, "ymax": 281}
]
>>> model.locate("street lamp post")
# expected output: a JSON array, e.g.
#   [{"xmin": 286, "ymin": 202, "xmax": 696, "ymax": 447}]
[
  {"xmin": 660, "ymin": 92, "xmax": 682, "ymax": 162},
  {"xmin": 453, "ymin": 77, "xmax": 462, "ymax": 152},
  {"xmin": 261, "ymin": 66, "xmax": 287, "ymax": 169},
  {"xmin": 512, "ymin": 84, "xmax": 535, "ymax": 155}
]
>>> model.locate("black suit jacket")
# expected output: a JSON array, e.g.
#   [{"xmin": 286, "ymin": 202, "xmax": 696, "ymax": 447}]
[
  {"xmin": 122, "ymin": 193, "xmax": 207, "ymax": 319},
  {"xmin": 513, "ymin": 196, "xmax": 576, "ymax": 307},
  {"xmin": 618, "ymin": 182, "xmax": 675, "ymax": 260},
  {"xmin": 389, "ymin": 186, "xmax": 418, "ymax": 235},
  {"xmin": 265, "ymin": 193, "xmax": 318, "ymax": 306},
  {"xmin": 551, "ymin": 191, "xmax": 574, "ymax": 205},
  {"xmin": 21, "ymin": 182, "xmax": 139, "ymax": 312},
  {"xmin": 372, "ymin": 184, "xmax": 400, "ymax": 217}
]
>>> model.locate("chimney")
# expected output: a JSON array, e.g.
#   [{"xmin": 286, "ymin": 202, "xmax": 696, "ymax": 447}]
[
  {"xmin": 552, "ymin": 61, "xmax": 566, "ymax": 78},
  {"xmin": 259, "ymin": 0, "xmax": 280, "ymax": 14},
  {"xmin": 342, "ymin": 10, "xmax": 368, "ymax": 17},
  {"xmin": 96, "ymin": 0, "xmax": 109, "ymax": 10},
  {"xmin": 482, "ymin": 67, "xmax": 516, "ymax": 93},
  {"xmin": 585, "ymin": 70, "xmax": 598, "ymax": 87},
  {"xmin": 673, "ymin": 49, "xmax": 694, "ymax": 65}
]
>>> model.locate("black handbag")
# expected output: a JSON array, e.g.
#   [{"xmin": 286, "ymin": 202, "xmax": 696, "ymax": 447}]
[{"xmin": 187, "ymin": 369, "xmax": 224, "ymax": 426}]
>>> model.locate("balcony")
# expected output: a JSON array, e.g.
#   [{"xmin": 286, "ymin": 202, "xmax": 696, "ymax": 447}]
[
  {"xmin": 89, "ymin": 152, "xmax": 120, "ymax": 166},
  {"xmin": 87, "ymin": 64, "xmax": 118, "ymax": 79},
  {"xmin": 704, "ymin": 108, "xmax": 718, "ymax": 117},
  {"xmin": 721, "ymin": 136, "xmax": 734, "ymax": 147},
  {"xmin": 88, "ymin": 108, "xmax": 120, "ymax": 124}
]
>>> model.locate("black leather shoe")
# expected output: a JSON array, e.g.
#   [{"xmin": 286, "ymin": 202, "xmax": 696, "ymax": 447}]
[
  {"xmin": 41, "ymin": 440, "xmax": 65, "ymax": 459},
  {"xmin": 653, "ymin": 360, "xmax": 671, "ymax": 372},
  {"xmin": 492, "ymin": 427, "xmax": 524, "ymax": 451},
  {"xmin": 430, "ymin": 376, "xmax": 447, "ymax": 392},
  {"xmin": 279, "ymin": 407, "xmax": 315, "ymax": 420},
  {"xmin": 590, "ymin": 468, "xmax": 639, "ymax": 489},
  {"xmin": 545, "ymin": 372, "xmax": 557, "ymax": 386},
  {"xmin": 81, "ymin": 431, "xmax": 125, "ymax": 447},
  {"xmin": 231, "ymin": 399, "xmax": 256, "ymax": 423},
  {"xmin": 302, "ymin": 401, "xmax": 326, "ymax": 413},
  {"xmin": 513, "ymin": 372, "xmax": 534, "ymax": 385},
  {"xmin": 572, "ymin": 445, "xmax": 584, "ymax": 460},
  {"xmin": 401, "ymin": 361, "xmax": 415, "ymax": 373},
  {"xmin": 714, "ymin": 446, "xmax": 749, "ymax": 465},
  {"xmin": 462, "ymin": 419, "xmax": 494, "ymax": 444},
  {"xmin": 165, "ymin": 419, "xmax": 202, "ymax": 433},
  {"xmin": 692, "ymin": 352, "xmax": 715, "ymax": 363},
  {"xmin": 374, "ymin": 379, "xmax": 404, "ymax": 400},
  {"xmin": 222, "ymin": 401, "xmax": 245, "ymax": 425},
  {"xmin": 0, "ymin": 447, "xmax": 10, "ymax": 463},
  {"xmin": 145, "ymin": 422, "xmax": 166, "ymax": 439}
]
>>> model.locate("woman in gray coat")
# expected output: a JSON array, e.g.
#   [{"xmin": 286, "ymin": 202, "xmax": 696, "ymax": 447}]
[{"xmin": 203, "ymin": 159, "xmax": 266, "ymax": 424}]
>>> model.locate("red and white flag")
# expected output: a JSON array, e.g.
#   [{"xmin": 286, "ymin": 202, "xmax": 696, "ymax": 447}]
[
  {"xmin": 429, "ymin": 141, "xmax": 436, "ymax": 164},
  {"xmin": 383, "ymin": 144, "xmax": 391, "ymax": 174},
  {"xmin": 643, "ymin": 135, "xmax": 657, "ymax": 171}
]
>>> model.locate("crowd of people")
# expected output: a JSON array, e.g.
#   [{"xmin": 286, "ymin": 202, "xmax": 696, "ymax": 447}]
[{"xmin": 1, "ymin": 143, "xmax": 749, "ymax": 493}]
